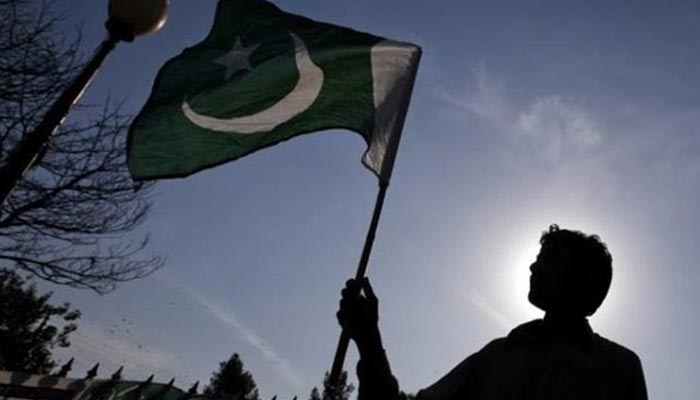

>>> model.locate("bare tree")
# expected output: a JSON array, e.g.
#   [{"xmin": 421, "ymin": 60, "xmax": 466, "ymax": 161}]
[{"xmin": 0, "ymin": 0, "xmax": 161, "ymax": 293}]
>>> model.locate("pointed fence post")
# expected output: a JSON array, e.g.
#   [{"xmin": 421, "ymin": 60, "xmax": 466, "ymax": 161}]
[
  {"xmin": 187, "ymin": 381, "xmax": 199, "ymax": 395},
  {"xmin": 145, "ymin": 377, "xmax": 175, "ymax": 400},
  {"xmin": 56, "ymin": 358, "xmax": 74, "ymax": 377},
  {"xmin": 130, "ymin": 375, "xmax": 154, "ymax": 400},
  {"xmin": 111, "ymin": 366, "xmax": 124, "ymax": 381},
  {"xmin": 86, "ymin": 364, "xmax": 100, "ymax": 379}
]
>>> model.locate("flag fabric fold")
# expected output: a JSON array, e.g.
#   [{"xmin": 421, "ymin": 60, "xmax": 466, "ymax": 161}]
[{"xmin": 127, "ymin": 0, "xmax": 420, "ymax": 184}]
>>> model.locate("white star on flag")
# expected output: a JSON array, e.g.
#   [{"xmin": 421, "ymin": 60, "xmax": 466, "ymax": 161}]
[{"xmin": 214, "ymin": 37, "xmax": 261, "ymax": 80}]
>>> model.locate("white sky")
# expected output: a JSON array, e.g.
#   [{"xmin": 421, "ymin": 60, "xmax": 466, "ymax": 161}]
[{"xmin": 45, "ymin": 0, "xmax": 700, "ymax": 399}]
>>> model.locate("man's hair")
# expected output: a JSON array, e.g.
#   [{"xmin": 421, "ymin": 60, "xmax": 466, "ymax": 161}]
[{"xmin": 540, "ymin": 224, "xmax": 613, "ymax": 316}]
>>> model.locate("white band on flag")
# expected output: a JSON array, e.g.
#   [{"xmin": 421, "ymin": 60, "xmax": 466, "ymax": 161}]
[{"xmin": 365, "ymin": 40, "xmax": 421, "ymax": 185}]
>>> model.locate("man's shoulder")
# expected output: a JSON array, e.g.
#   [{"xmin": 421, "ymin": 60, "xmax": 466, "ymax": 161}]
[
  {"xmin": 461, "ymin": 320, "xmax": 545, "ymax": 357},
  {"xmin": 592, "ymin": 333, "xmax": 643, "ymax": 365},
  {"xmin": 502, "ymin": 319, "xmax": 546, "ymax": 347}
]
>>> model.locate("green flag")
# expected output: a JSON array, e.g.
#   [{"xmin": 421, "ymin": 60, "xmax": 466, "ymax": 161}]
[{"xmin": 127, "ymin": 0, "xmax": 421, "ymax": 184}]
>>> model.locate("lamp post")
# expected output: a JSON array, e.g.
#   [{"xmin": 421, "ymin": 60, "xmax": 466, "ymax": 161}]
[{"xmin": 0, "ymin": 0, "xmax": 169, "ymax": 206}]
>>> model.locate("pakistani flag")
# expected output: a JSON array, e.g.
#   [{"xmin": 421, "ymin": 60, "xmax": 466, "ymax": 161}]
[{"xmin": 128, "ymin": 0, "xmax": 421, "ymax": 184}]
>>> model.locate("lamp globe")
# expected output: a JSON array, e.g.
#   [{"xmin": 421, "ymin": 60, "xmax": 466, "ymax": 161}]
[{"xmin": 108, "ymin": 0, "xmax": 169, "ymax": 39}]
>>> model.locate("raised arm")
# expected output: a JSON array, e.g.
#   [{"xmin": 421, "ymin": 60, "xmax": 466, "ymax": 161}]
[{"xmin": 336, "ymin": 278, "xmax": 402, "ymax": 400}]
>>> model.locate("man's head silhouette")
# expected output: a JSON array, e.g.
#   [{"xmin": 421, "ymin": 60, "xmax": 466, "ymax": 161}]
[{"xmin": 528, "ymin": 225, "xmax": 613, "ymax": 317}]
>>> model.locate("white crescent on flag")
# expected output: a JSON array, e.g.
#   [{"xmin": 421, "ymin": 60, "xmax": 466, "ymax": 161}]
[{"xmin": 181, "ymin": 33, "xmax": 324, "ymax": 134}]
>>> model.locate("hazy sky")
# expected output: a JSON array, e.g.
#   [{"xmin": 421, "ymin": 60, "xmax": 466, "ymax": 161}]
[{"xmin": 43, "ymin": 0, "xmax": 700, "ymax": 399}]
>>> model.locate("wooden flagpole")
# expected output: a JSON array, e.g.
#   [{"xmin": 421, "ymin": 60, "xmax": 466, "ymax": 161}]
[{"xmin": 328, "ymin": 181, "xmax": 389, "ymax": 387}]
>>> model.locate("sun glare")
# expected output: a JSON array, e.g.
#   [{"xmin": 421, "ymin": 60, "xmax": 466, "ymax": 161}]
[
  {"xmin": 506, "ymin": 238, "xmax": 542, "ymax": 322},
  {"xmin": 500, "ymin": 218, "xmax": 629, "ymax": 326}
]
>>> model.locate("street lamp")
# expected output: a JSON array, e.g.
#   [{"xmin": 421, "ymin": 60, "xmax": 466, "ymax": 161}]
[
  {"xmin": 108, "ymin": 0, "xmax": 169, "ymax": 41},
  {"xmin": 0, "ymin": 0, "xmax": 170, "ymax": 205}
]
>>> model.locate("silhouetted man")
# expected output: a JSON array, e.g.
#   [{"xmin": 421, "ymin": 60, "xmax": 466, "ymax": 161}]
[{"xmin": 337, "ymin": 225, "xmax": 648, "ymax": 399}]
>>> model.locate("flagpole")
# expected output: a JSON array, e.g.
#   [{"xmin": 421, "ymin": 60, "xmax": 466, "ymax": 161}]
[
  {"xmin": 328, "ymin": 181, "xmax": 389, "ymax": 387},
  {"xmin": 327, "ymin": 44, "xmax": 421, "ymax": 388}
]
